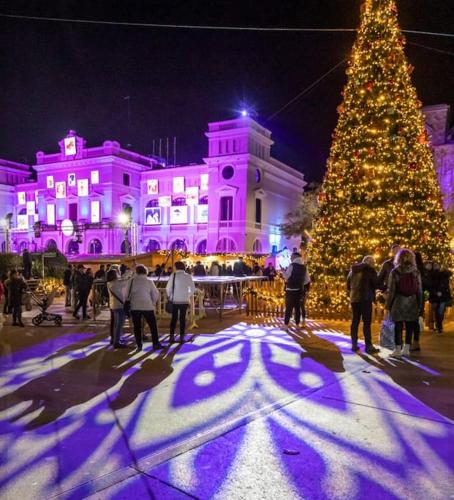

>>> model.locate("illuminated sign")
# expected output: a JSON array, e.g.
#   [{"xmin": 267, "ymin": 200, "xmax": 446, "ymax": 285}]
[
  {"xmin": 17, "ymin": 214, "xmax": 28, "ymax": 230},
  {"xmin": 170, "ymin": 206, "xmax": 188, "ymax": 224},
  {"xmin": 78, "ymin": 179, "xmax": 89, "ymax": 197},
  {"xmin": 61, "ymin": 219, "xmax": 74, "ymax": 236},
  {"xmin": 17, "ymin": 192, "xmax": 26, "ymax": 205},
  {"xmin": 68, "ymin": 173, "xmax": 76, "ymax": 186},
  {"xmin": 158, "ymin": 196, "xmax": 171, "ymax": 207},
  {"xmin": 197, "ymin": 205, "xmax": 208, "ymax": 223},
  {"xmin": 145, "ymin": 207, "xmax": 161, "ymax": 225},
  {"xmin": 201, "ymin": 173, "xmax": 209, "ymax": 191},
  {"xmin": 147, "ymin": 179, "xmax": 158, "ymax": 195},
  {"xmin": 91, "ymin": 200, "xmax": 100, "ymax": 223},
  {"xmin": 173, "ymin": 176, "xmax": 185, "ymax": 194},
  {"xmin": 26, "ymin": 201, "xmax": 35, "ymax": 216},
  {"xmin": 186, "ymin": 186, "xmax": 199, "ymax": 206},
  {"xmin": 64, "ymin": 137, "xmax": 77, "ymax": 156},
  {"xmin": 55, "ymin": 181, "xmax": 66, "ymax": 199},
  {"xmin": 47, "ymin": 204, "xmax": 55, "ymax": 225},
  {"xmin": 47, "ymin": 176, "xmax": 54, "ymax": 189},
  {"xmin": 91, "ymin": 170, "xmax": 99, "ymax": 184}
]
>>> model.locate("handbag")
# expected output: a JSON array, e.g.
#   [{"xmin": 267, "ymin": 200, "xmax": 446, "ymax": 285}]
[
  {"xmin": 123, "ymin": 279, "xmax": 133, "ymax": 316},
  {"xmin": 379, "ymin": 313, "xmax": 395, "ymax": 350},
  {"xmin": 165, "ymin": 273, "xmax": 176, "ymax": 314}
]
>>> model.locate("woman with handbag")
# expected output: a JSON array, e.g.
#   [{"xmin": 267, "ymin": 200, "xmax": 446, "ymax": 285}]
[
  {"xmin": 166, "ymin": 261, "xmax": 195, "ymax": 343},
  {"xmin": 106, "ymin": 269, "xmax": 129, "ymax": 348},
  {"xmin": 129, "ymin": 265, "xmax": 163, "ymax": 352}
]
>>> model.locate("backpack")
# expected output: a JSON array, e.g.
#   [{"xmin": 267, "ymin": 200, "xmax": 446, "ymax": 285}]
[{"xmin": 396, "ymin": 271, "xmax": 418, "ymax": 296}]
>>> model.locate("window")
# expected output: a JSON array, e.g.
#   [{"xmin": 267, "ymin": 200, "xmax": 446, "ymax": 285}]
[
  {"xmin": 216, "ymin": 238, "xmax": 236, "ymax": 252},
  {"xmin": 222, "ymin": 165, "xmax": 234, "ymax": 180},
  {"xmin": 69, "ymin": 203, "xmax": 78, "ymax": 221},
  {"xmin": 145, "ymin": 239, "xmax": 160, "ymax": 252},
  {"xmin": 123, "ymin": 173, "xmax": 130, "ymax": 186},
  {"xmin": 220, "ymin": 196, "xmax": 233, "ymax": 221},
  {"xmin": 253, "ymin": 239, "xmax": 262, "ymax": 253},
  {"xmin": 255, "ymin": 198, "xmax": 262, "ymax": 224},
  {"xmin": 199, "ymin": 195, "xmax": 208, "ymax": 205},
  {"xmin": 45, "ymin": 239, "xmax": 57, "ymax": 251},
  {"xmin": 67, "ymin": 240, "xmax": 79, "ymax": 255},
  {"xmin": 170, "ymin": 239, "xmax": 187, "ymax": 251},
  {"xmin": 121, "ymin": 239, "xmax": 131, "ymax": 254},
  {"xmin": 88, "ymin": 239, "xmax": 102, "ymax": 254},
  {"xmin": 255, "ymin": 169, "xmax": 261, "ymax": 183},
  {"xmin": 146, "ymin": 199, "xmax": 159, "ymax": 207},
  {"xmin": 196, "ymin": 239, "xmax": 207, "ymax": 254},
  {"xmin": 172, "ymin": 197, "xmax": 186, "ymax": 206}
]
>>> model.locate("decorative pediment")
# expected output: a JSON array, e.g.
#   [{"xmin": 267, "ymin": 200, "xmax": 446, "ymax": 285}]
[
  {"xmin": 254, "ymin": 188, "xmax": 267, "ymax": 198},
  {"xmin": 215, "ymin": 184, "xmax": 239, "ymax": 195}
]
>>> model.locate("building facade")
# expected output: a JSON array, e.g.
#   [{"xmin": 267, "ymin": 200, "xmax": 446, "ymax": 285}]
[{"xmin": 0, "ymin": 117, "xmax": 306, "ymax": 257}]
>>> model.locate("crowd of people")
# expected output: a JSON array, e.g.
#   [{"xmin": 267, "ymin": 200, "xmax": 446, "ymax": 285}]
[{"xmin": 346, "ymin": 243, "xmax": 452, "ymax": 358}]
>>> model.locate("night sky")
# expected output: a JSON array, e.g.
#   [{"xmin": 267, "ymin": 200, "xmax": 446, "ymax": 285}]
[{"xmin": 0, "ymin": 0, "xmax": 453, "ymax": 181}]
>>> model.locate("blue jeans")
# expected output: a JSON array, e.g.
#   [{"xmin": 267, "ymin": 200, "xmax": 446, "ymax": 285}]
[
  {"xmin": 112, "ymin": 309, "xmax": 125, "ymax": 345},
  {"xmin": 431, "ymin": 302, "xmax": 447, "ymax": 332}
]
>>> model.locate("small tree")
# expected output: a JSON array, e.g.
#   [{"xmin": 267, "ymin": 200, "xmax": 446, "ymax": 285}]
[{"xmin": 280, "ymin": 183, "xmax": 321, "ymax": 248}]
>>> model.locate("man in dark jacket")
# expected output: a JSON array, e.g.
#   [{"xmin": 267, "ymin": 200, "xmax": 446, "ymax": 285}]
[
  {"xmin": 377, "ymin": 243, "xmax": 401, "ymax": 291},
  {"xmin": 283, "ymin": 252, "xmax": 308, "ymax": 327},
  {"xmin": 193, "ymin": 261, "xmax": 206, "ymax": 276},
  {"xmin": 73, "ymin": 265, "xmax": 91, "ymax": 320},
  {"xmin": 233, "ymin": 257, "xmax": 249, "ymax": 277},
  {"xmin": 428, "ymin": 264, "xmax": 452, "ymax": 334},
  {"xmin": 22, "ymin": 249, "xmax": 32, "ymax": 280},
  {"xmin": 63, "ymin": 265, "xmax": 73, "ymax": 307},
  {"xmin": 7, "ymin": 270, "xmax": 27, "ymax": 326},
  {"xmin": 347, "ymin": 255, "xmax": 380, "ymax": 354}
]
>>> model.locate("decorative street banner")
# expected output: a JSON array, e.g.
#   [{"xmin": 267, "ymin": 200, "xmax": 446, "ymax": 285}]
[
  {"xmin": 170, "ymin": 205, "xmax": 188, "ymax": 224},
  {"xmin": 64, "ymin": 136, "xmax": 77, "ymax": 156},
  {"xmin": 68, "ymin": 173, "xmax": 76, "ymax": 186},
  {"xmin": 55, "ymin": 181, "xmax": 66, "ymax": 199},
  {"xmin": 173, "ymin": 176, "xmax": 185, "ymax": 194},
  {"xmin": 201, "ymin": 173, "xmax": 209, "ymax": 191},
  {"xmin": 46, "ymin": 176, "xmax": 54, "ymax": 189},
  {"xmin": 91, "ymin": 200, "xmax": 100, "ymax": 223},
  {"xmin": 17, "ymin": 192, "xmax": 26, "ymax": 205},
  {"xmin": 145, "ymin": 207, "xmax": 162, "ymax": 225},
  {"xmin": 26, "ymin": 201, "xmax": 35, "ymax": 216},
  {"xmin": 147, "ymin": 179, "xmax": 158, "ymax": 195},
  {"xmin": 186, "ymin": 186, "xmax": 199, "ymax": 205},
  {"xmin": 91, "ymin": 170, "xmax": 99, "ymax": 184},
  {"xmin": 17, "ymin": 214, "xmax": 28, "ymax": 230},
  {"xmin": 77, "ymin": 179, "xmax": 89, "ymax": 197},
  {"xmin": 197, "ymin": 204, "xmax": 208, "ymax": 223},
  {"xmin": 47, "ymin": 204, "xmax": 55, "ymax": 225},
  {"xmin": 158, "ymin": 196, "xmax": 171, "ymax": 207}
]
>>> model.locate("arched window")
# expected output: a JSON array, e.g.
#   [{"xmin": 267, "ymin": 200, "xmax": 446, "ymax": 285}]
[
  {"xmin": 19, "ymin": 208, "xmax": 27, "ymax": 215},
  {"xmin": 172, "ymin": 197, "xmax": 186, "ymax": 206},
  {"xmin": 199, "ymin": 195, "xmax": 208, "ymax": 205},
  {"xmin": 145, "ymin": 239, "xmax": 160, "ymax": 252},
  {"xmin": 67, "ymin": 240, "xmax": 79, "ymax": 255},
  {"xmin": 121, "ymin": 239, "xmax": 131, "ymax": 254},
  {"xmin": 146, "ymin": 199, "xmax": 159, "ymax": 207},
  {"xmin": 196, "ymin": 239, "xmax": 207, "ymax": 255},
  {"xmin": 88, "ymin": 239, "xmax": 103, "ymax": 254},
  {"xmin": 216, "ymin": 238, "xmax": 236, "ymax": 252},
  {"xmin": 46, "ymin": 239, "xmax": 58, "ymax": 251},
  {"xmin": 19, "ymin": 241, "xmax": 28, "ymax": 252},
  {"xmin": 253, "ymin": 239, "xmax": 262, "ymax": 253},
  {"xmin": 170, "ymin": 239, "xmax": 187, "ymax": 251}
]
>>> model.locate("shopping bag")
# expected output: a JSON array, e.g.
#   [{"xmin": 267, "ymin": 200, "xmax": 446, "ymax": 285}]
[{"xmin": 380, "ymin": 315, "xmax": 395, "ymax": 350}]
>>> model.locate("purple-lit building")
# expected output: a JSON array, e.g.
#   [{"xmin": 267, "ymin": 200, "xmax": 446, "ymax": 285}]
[
  {"xmin": 0, "ymin": 117, "xmax": 306, "ymax": 257},
  {"xmin": 424, "ymin": 104, "xmax": 454, "ymax": 212}
]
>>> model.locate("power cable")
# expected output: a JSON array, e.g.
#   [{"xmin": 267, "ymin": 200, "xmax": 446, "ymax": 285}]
[
  {"xmin": 1, "ymin": 13, "xmax": 454, "ymax": 39},
  {"xmin": 408, "ymin": 41, "xmax": 454, "ymax": 57}
]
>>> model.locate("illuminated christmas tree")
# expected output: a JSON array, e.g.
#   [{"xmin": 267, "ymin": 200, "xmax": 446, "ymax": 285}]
[{"xmin": 309, "ymin": 0, "xmax": 451, "ymax": 312}]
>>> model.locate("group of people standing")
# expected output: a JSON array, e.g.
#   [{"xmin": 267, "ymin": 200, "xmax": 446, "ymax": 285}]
[
  {"xmin": 347, "ymin": 243, "xmax": 451, "ymax": 358},
  {"xmin": 106, "ymin": 261, "xmax": 196, "ymax": 351},
  {"xmin": 63, "ymin": 264, "xmax": 95, "ymax": 320}
]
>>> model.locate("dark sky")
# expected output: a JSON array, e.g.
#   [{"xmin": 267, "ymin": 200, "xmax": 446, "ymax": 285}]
[{"xmin": 0, "ymin": 0, "xmax": 453, "ymax": 181}]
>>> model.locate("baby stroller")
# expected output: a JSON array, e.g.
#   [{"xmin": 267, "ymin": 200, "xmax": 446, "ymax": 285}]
[{"xmin": 31, "ymin": 289, "xmax": 63, "ymax": 326}]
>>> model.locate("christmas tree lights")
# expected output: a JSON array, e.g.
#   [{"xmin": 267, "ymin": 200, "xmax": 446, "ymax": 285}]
[{"xmin": 309, "ymin": 0, "xmax": 451, "ymax": 312}]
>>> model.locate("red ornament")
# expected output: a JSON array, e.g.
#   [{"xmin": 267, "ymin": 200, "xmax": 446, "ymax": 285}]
[
  {"xmin": 364, "ymin": 81, "xmax": 374, "ymax": 92},
  {"xmin": 408, "ymin": 163, "xmax": 418, "ymax": 171}
]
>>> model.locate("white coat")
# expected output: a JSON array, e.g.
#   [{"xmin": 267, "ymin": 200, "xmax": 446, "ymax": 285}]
[{"xmin": 166, "ymin": 271, "xmax": 196, "ymax": 304}]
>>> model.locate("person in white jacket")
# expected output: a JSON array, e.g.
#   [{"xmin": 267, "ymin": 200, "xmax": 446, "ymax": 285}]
[
  {"xmin": 128, "ymin": 265, "xmax": 163, "ymax": 351},
  {"xmin": 166, "ymin": 261, "xmax": 196, "ymax": 343},
  {"xmin": 107, "ymin": 269, "xmax": 129, "ymax": 348}
]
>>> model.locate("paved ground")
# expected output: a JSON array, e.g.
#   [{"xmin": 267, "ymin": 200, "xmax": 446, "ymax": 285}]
[{"xmin": 0, "ymin": 302, "xmax": 453, "ymax": 499}]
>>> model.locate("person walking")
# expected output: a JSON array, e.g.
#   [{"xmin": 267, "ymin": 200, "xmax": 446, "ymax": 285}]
[
  {"xmin": 428, "ymin": 263, "xmax": 452, "ymax": 334},
  {"xmin": 378, "ymin": 243, "xmax": 401, "ymax": 291},
  {"xmin": 166, "ymin": 261, "xmax": 196, "ymax": 343},
  {"xmin": 347, "ymin": 255, "xmax": 380, "ymax": 354},
  {"xmin": 63, "ymin": 264, "xmax": 72, "ymax": 307},
  {"xmin": 106, "ymin": 269, "xmax": 129, "ymax": 348},
  {"xmin": 73, "ymin": 265, "xmax": 91, "ymax": 320},
  {"xmin": 7, "ymin": 270, "xmax": 27, "ymax": 327},
  {"xmin": 283, "ymin": 252, "xmax": 307, "ymax": 328},
  {"xmin": 386, "ymin": 249, "xmax": 422, "ymax": 358},
  {"xmin": 129, "ymin": 265, "xmax": 163, "ymax": 351},
  {"xmin": 1, "ymin": 273, "xmax": 10, "ymax": 315},
  {"xmin": 22, "ymin": 249, "xmax": 32, "ymax": 280}
]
